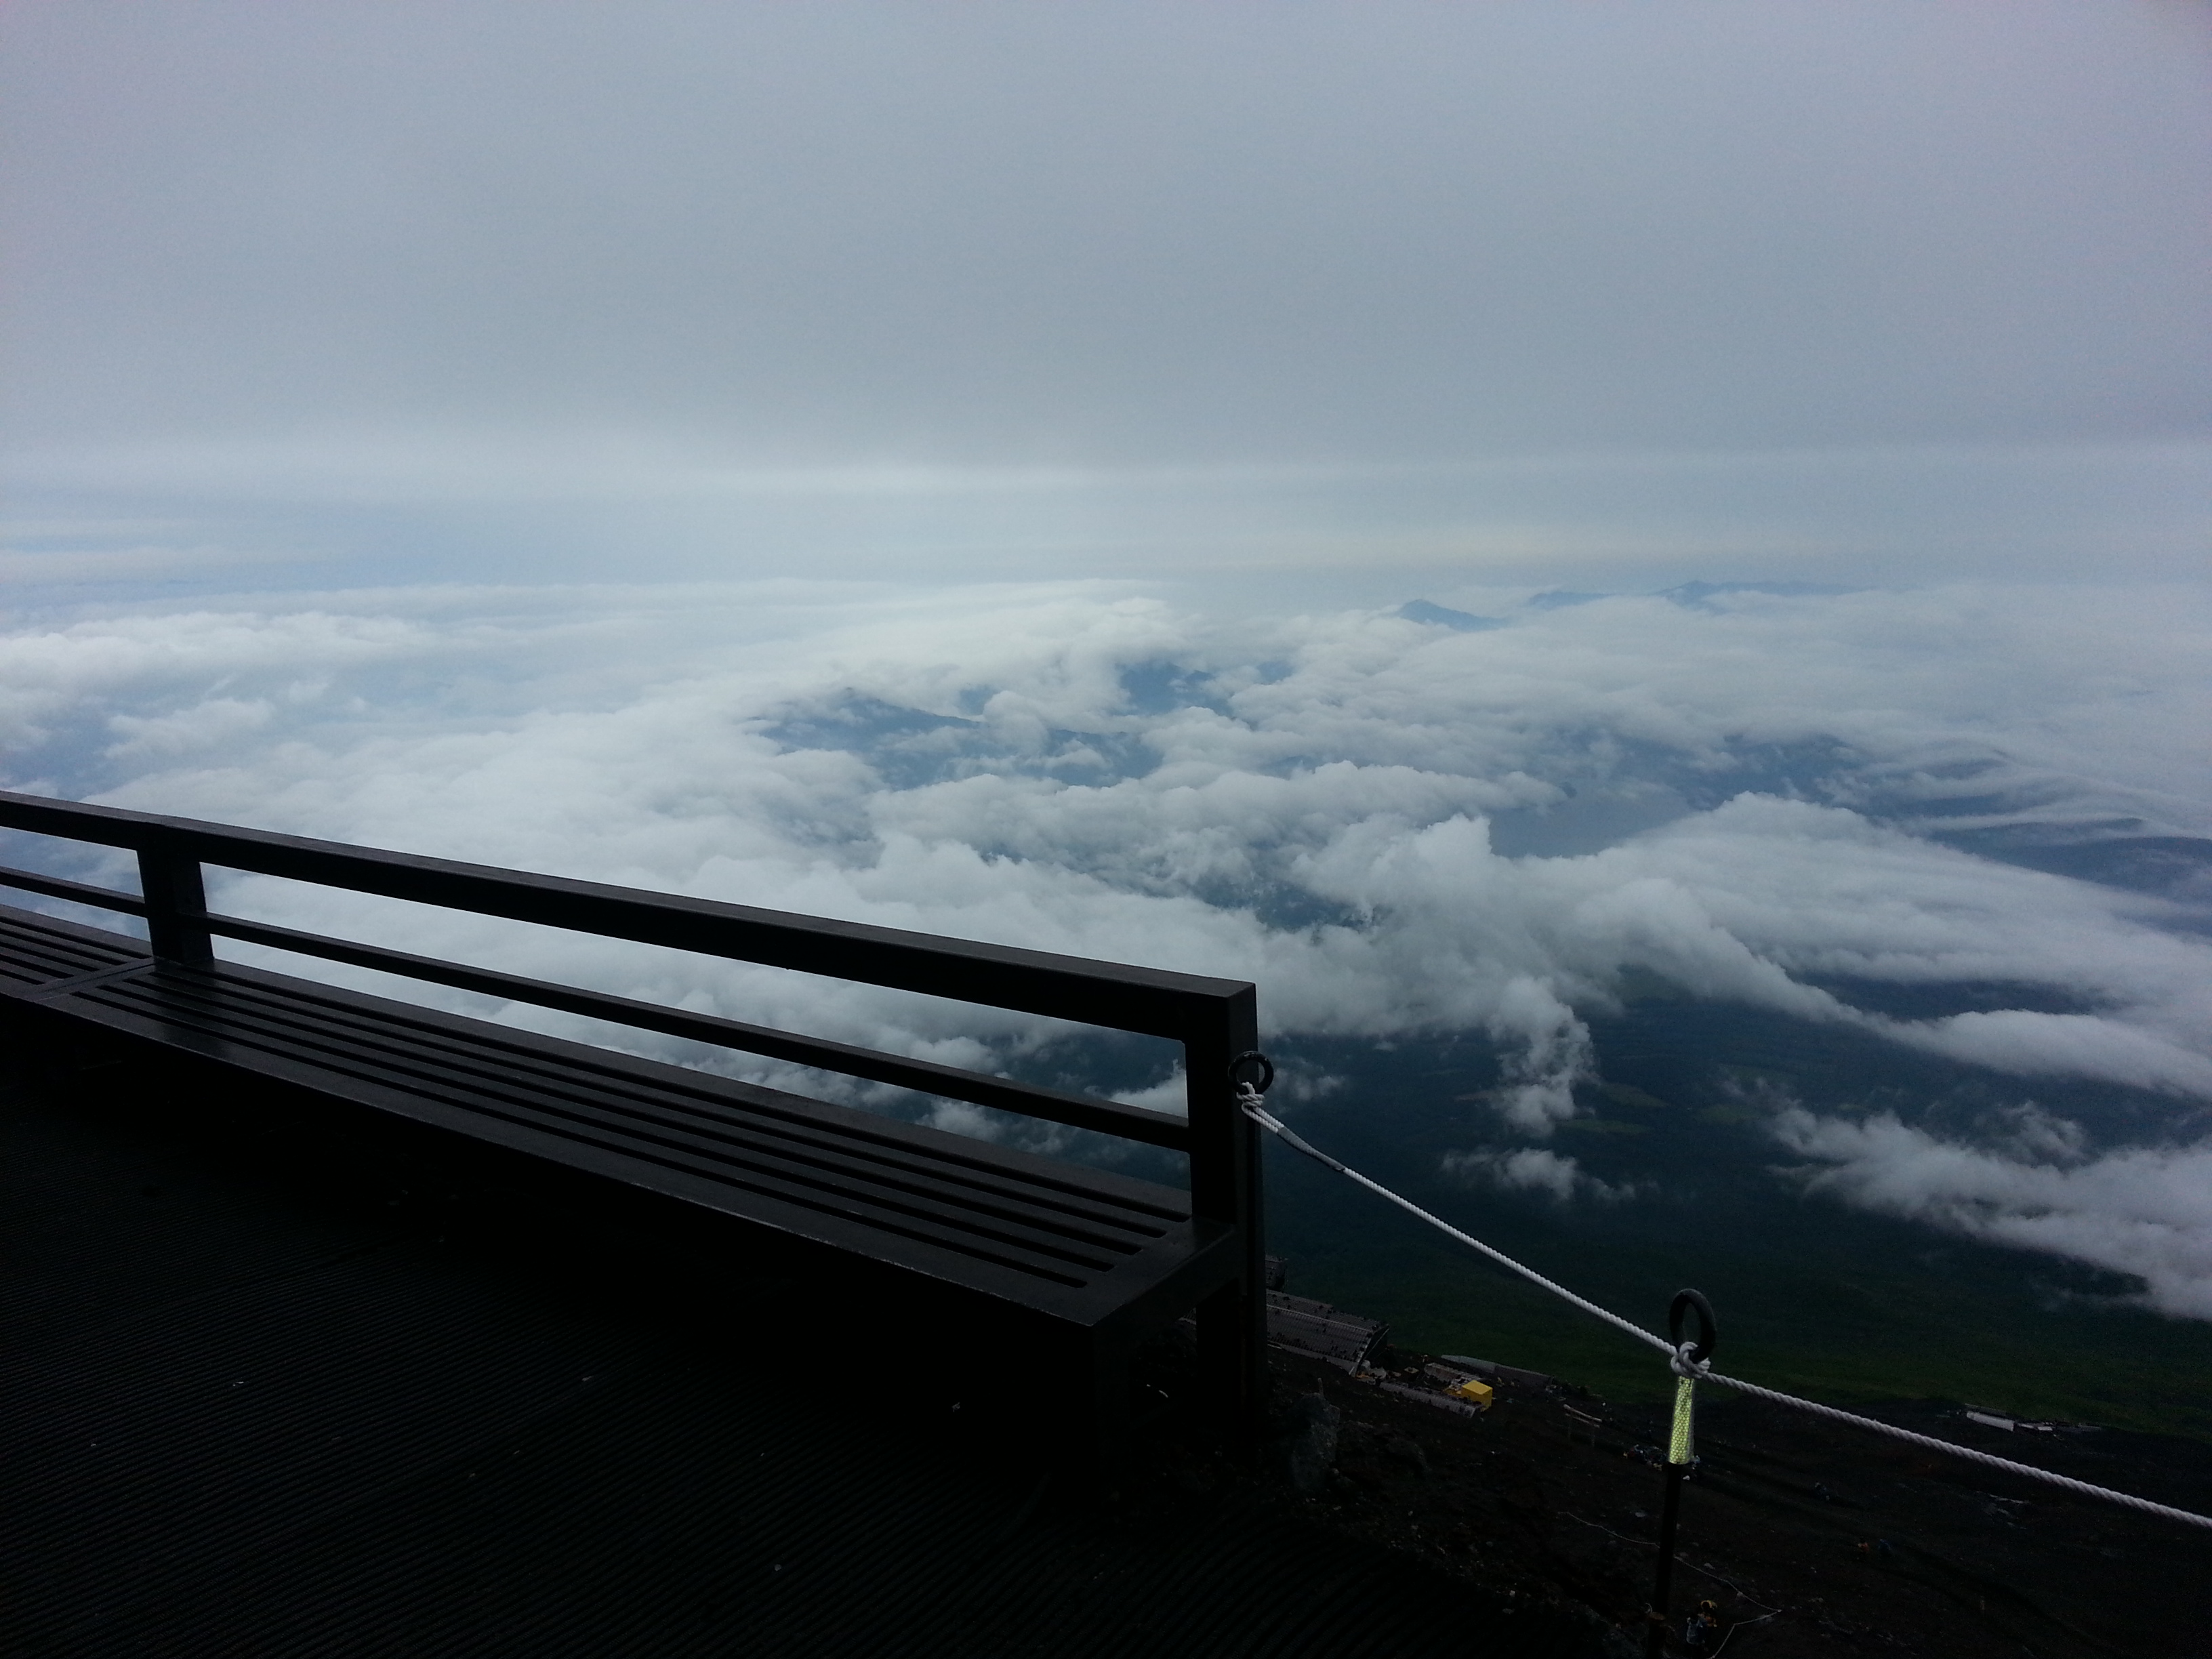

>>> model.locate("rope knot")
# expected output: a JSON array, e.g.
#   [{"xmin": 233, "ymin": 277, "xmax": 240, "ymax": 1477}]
[{"xmin": 1669, "ymin": 1341, "xmax": 1711, "ymax": 1381}]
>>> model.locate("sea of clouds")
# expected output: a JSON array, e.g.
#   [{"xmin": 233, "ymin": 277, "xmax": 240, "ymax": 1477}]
[{"xmin": 5, "ymin": 577, "xmax": 2211, "ymax": 1311}]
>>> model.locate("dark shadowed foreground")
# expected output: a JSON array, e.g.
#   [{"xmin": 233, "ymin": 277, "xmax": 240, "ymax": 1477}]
[
  {"xmin": 11, "ymin": 1032, "xmax": 2208, "ymax": 1659},
  {"xmin": 0, "ymin": 1040, "xmax": 1605, "ymax": 1659}
]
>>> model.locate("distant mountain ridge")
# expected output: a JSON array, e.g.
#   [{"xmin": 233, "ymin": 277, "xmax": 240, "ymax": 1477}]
[{"xmin": 1396, "ymin": 581, "xmax": 1858, "ymax": 632}]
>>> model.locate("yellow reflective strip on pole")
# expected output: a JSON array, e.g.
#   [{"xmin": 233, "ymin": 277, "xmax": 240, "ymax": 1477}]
[{"xmin": 1668, "ymin": 1376, "xmax": 1696, "ymax": 1466}]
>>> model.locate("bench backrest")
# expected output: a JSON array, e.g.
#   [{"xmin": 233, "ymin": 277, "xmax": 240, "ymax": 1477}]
[{"xmin": 0, "ymin": 790, "xmax": 1260, "ymax": 1239}]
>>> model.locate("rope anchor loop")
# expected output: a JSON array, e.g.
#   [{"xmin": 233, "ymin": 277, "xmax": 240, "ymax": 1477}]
[
  {"xmin": 1228, "ymin": 1050, "xmax": 1275, "ymax": 1098},
  {"xmin": 1668, "ymin": 1288, "xmax": 1718, "ymax": 1379}
]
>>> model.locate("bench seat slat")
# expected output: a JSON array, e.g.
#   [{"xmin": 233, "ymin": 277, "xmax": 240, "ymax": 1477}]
[
  {"xmin": 0, "ymin": 910, "xmax": 147, "ymax": 986},
  {"xmin": 100, "ymin": 964, "xmax": 1179, "ymax": 1242},
  {"xmin": 136, "ymin": 947, "xmax": 1188, "ymax": 1218},
  {"xmin": 64, "ymin": 970, "xmax": 1158, "ymax": 1282},
  {"xmin": 73, "ymin": 969, "xmax": 1178, "ymax": 1253}
]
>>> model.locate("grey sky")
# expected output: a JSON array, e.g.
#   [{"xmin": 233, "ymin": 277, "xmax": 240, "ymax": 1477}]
[{"xmin": 4, "ymin": 1, "xmax": 2209, "ymax": 590}]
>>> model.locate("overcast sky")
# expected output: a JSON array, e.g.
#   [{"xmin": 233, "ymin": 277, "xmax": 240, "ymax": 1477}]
[{"xmin": 5, "ymin": 1, "xmax": 2209, "ymax": 593}]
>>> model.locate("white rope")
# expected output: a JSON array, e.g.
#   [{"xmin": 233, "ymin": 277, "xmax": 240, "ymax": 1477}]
[
  {"xmin": 1699, "ymin": 1370, "xmax": 2212, "ymax": 1532},
  {"xmin": 1242, "ymin": 1097, "xmax": 1674, "ymax": 1358},
  {"xmin": 1240, "ymin": 1089, "xmax": 2212, "ymax": 1535}
]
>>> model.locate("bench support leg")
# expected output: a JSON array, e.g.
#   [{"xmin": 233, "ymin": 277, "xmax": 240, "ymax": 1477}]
[
  {"xmin": 1196, "ymin": 1277, "xmax": 1263, "ymax": 1467},
  {"xmin": 138, "ymin": 840, "xmax": 212, "ymax": 965},
  {"xmin": 1074, "ymin": 1334, "xmax": 1133, "ymax": 1498}
]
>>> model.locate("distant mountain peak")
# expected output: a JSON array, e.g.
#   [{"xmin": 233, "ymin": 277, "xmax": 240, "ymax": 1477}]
[{"xmin": 1396, "ymin": 600, "xmax": 1507, "ymax": 632}]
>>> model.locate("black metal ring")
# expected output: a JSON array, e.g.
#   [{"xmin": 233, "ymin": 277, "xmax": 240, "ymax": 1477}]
[
  {"xmin": 1668, "ymin": 1288, "xmax": 1718, "ymax": 1366},
  {"xmin": 1227, "ymin": 1050, "xmax": 1275, "ymax": 1095}
]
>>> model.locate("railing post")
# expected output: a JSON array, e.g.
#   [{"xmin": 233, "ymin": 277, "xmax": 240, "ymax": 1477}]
[
  {"xmin": 1187, "ymin": 985, "xmax": 1263, "ymax": 1461},
  {"xmin": 137, "ymin": 834, "xmax": 212, "ymax": 964}
]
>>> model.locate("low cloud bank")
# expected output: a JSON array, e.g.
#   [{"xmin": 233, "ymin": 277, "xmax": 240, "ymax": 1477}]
[
  {"xmin": 1442, "ymin": 1145, "xmax": 1638, "ymax": 1204},
  {"xmin": 5, "ymin": 580, "xmax": 2207, "ymax": 1082},
  {"xmin": 1771, "ymin": 1106, "xmax": 2212, "ymax": 1319},
  {"xmin": 3, "ymin": 581, "xmax": 2208, "ymax": 1286}
]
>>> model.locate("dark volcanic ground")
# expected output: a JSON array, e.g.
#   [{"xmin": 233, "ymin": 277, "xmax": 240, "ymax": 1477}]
[{"xmin": 1119, "ymin": 1339, "xmax": 2212, "ymax": 1658}]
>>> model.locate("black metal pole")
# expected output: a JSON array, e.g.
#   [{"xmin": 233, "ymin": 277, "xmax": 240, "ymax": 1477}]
[
  {"xmin": 1646, "ymin": 1458, "xmax": 1688, "ymax": 1656},
  {"xmin": 1647, "ymin": 1290, "xmax": 1718, "ymax": 1657}
]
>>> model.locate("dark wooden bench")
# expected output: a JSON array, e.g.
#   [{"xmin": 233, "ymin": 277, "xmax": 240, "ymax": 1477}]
[{"xmin": 0, "ymin": 792, "xmax": 1265, "ymax": 1477}]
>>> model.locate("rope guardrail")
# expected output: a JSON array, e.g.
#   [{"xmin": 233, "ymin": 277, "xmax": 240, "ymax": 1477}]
[{"xmin": 1233, "ymin": 1073, "xmax": 2212, "ymax": 1538}]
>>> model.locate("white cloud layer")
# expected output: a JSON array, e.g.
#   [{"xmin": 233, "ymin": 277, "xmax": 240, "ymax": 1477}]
[
  {"xmin": 1772, "ymin": 1107, "xmax": 2212, "ymax": 1319},
  {"xmin": 1441, "ymin": 1146, "xmax": 1637, "ymax": 1204},
  {"xmin": 5, "ymin": 576, "xmax": 2212, "ymax": 1309},
  {"xmin": 4, "ymin": 581, "xmax": 2207, "ymax": 1103}
]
